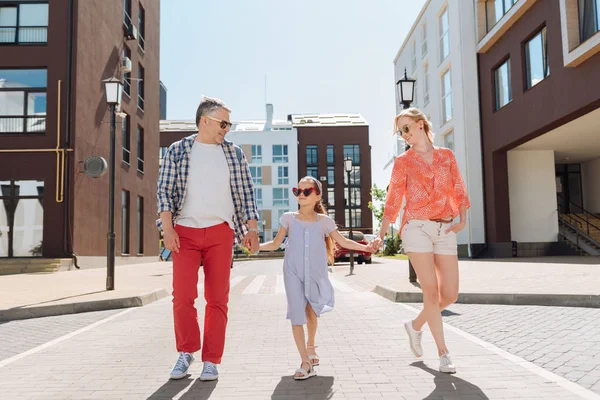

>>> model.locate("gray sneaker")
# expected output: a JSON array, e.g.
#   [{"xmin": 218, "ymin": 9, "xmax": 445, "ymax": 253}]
[
  {"xmin": 439, "ymin": 352, "xmax": 456, "ymax": 374},
  {"xmin": 200, "ymin": 361, "xmax": 219, "ymax": 381},
  {"xmin": 170, "ymin": 352, "xmax": 194, "ymax": 380},
  {"xmin": 404, "ymin": 320, "xmax": 423, "ymax": 358}
]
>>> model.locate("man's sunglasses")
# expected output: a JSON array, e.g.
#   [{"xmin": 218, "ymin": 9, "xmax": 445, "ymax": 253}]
[
  {"xmin": 396, "ymin": 121, "xmax": 417, "ymax": 136},
  {"xmin": 206, "ymin": 116, "xmax": 233, "ymax": 130},
  {"xmin": 292, "ymin": 187, "xmax": 320, "ymax": 197}
]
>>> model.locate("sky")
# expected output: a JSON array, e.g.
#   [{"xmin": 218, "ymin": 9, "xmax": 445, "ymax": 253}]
[{"xmin": 160, "ymin": 0, "xmax": 427, "ymax": 189}]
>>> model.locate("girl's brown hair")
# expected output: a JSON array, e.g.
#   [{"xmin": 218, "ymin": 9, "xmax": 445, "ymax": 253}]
[
  {"xmin": 301, "ymin": 177, "xmax": 336, "ymax": 265},
  {"xmin": 393, "ymin": 107, "xmax": 434, "ymax": 144}
]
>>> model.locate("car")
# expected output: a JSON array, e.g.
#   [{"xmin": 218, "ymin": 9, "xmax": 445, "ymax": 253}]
[{"xmin": 334, "ymin": 231, "xmax": 372, "ymax": 264}]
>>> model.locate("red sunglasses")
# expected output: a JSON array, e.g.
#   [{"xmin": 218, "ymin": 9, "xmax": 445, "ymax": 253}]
[{"xmin": 292, "ymin": 187, "xmax": 320, "ymax": 197}]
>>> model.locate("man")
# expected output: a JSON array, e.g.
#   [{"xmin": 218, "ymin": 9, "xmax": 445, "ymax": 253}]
[{"xmin": 157, "ymin": 96, "xmax": 259, "ymax": 381}]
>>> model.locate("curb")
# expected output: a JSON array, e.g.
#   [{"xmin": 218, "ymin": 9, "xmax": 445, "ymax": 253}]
[
  {"xmin": 373, "ymin": 285, "xmax": 600, "ymax": 308},
  {"xmin": 0, "ymin": 288, "xmax": 169, "ymax": 322}
]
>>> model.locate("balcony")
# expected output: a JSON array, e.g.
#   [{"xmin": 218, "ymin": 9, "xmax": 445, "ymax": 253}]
[
  {"xmin": 0, "ymin": 115, "xmax": 45, "ymax": 134},
  {"xmin": 0, "ymin": 26, "xmax": 48, "ymax": 44}
]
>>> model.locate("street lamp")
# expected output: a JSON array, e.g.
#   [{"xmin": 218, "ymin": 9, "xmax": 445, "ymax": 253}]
[
  {"xmin": 103, "ymin": 76, "xmax": 122, "ymax": 291},
  {"xmin": 396, "ymin": 68, "xmax": 417, "ymax": 283},
  {"xmin": 344, "ymin": 157, "xmax": 355, "ymax": 275}
]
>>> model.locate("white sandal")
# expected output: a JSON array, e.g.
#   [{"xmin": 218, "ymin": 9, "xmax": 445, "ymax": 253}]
[
  {"xmin": 294, "ymin": 361, "xmax": 317, "ymax": 380},
  {"xmin": 307, "ymin": 345, "xmax": 320, "ymax": 366}
]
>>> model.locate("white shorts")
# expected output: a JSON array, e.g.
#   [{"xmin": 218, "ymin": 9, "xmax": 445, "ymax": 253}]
[{"xmin": 401, "ymin": 219, "xmax": 457, "ymax": 255}]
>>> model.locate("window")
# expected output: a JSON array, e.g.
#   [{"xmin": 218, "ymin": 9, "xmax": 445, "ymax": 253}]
[
  {"xmin": 254, "ymin": 188, "xmax": 263, "ymax": 207},
  {"xmin": 137, "ymin": 126, "xmax": 144, "ymax": 173},
  {"xmin": 413, "ymin": 80, "xmax": 418, "ymax": 107},
  {"xmin": 422, "ymin": 22, "xmax": 428, "ymax": 56},
  {"xmin": 327, "ymin": 166, "xmax": 335, "ymax": 184},
  {"xmin": 278, "ymin": 166, "xmax": 288, "ymax": 185},
  {"xmin": 411, "ymin": 41, "xmax": 417, "ymax": 71},
  {"xmin": 306, "ymin": 167, "xmax": 318, "ymax": 179},
  {"xmin": 442, "ymin": 69, "xmax": 453, "ymax": 123},
  {"xmin": 138, "ymin": 64, "xmax": 145, "ymax": 111},
  {"xmin": 251, "ymin": 145, "xmax": 262, "ymax": 163},
  {"xmin": 273, "ymin": 188, "xmax": 289, "ymax": 206},
  {"xmin": 124, "ymin": 0, "xmax": 132, "ymax": 28},
  {"xmin": 439, "ymin": 7, "xmax": 450, "ymax": 62},
  {"xmin": 327, "ymin": 188, "xmax": 335, "ymax": 207},
  {"xmin": 273, "ymin": 144, "xmax": 288, "ymax": 163},
  {"xmin": 343, "ymin": 144, "xmax": 360, "ymax": 165},
  {"xmin": 345, "ymin": 209, "xmax": 362, "ymax": 228},
  {"xmin": 0, "ymin": 69, "xmax": 47, "ymax": 134},
  {"xmin": 306, "ymin": 145, "xmax": 318, "ymax": 165},
  {"xmin": 159, "ymin": 146, "xmax": 167, "ymax": 166},
  {"xmin": 250, "ymin": 166, "xmax": 262, "ymax": 185},
  {"xmin": 326, "ymin": 145, "xmax": 334, "ymax": 165},
  {"xmin": 121, "ymin": 190, "xmax": 130, "ymax": 254},
  {"xmin": 486, "ymin": 0, "xmax": 518, "ymax": 32},
  {"xmin": 579, "ymin": 0, "xmax": 600, "ymax": 41},
  {"xmin": 275, "ymin": 209, "xmax": 286, "ymax": 230},
  {"xmin": 136, "ymin": 196, "xmax": 143, "ymax": 254},
  {"xmin": 121, "ymin": 114, "xmax": 130, "ymax": 164},
  {"xmin": 344, "ymin": 187, "xmax": 362, "ymax": 207},
  {"xmin": 138, "ymin": 4, "xmax": 145, "ymax": 51},
  {"xmin": 444, "ymin": 131, "xmax": 454, "ymax": 152},
  {"xmin": 344, "ymin": 166, "xmax": 361, "ymax": 186},
  {"xmin": 0, "ymin": 2, "xmax": 48, "ymax": 44},
  {"xmin": 494, "ymin": 59, "xmax": 512, "ymax": 110},
  {"xmin": 122, "ymin": 47, "xmax": 131, "ymax": 96},
  {"xmin": 328, "ymin": 209, "xmax": 336, "ymax": 222},
  {"xmin": 525, "ymin": 27, "xmax": 549, "ymax": 89},
  {"xmin": 424, "ymin": 64, "xmax": 430, "ymax": 105}
]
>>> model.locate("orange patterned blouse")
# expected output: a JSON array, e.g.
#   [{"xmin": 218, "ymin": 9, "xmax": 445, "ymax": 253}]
[{"xmin": 383, "ymin": 147, "xmax": 470, "ymax": 232}]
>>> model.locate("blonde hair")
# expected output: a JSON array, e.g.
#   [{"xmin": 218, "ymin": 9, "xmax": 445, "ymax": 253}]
[
  {"xmin": 393, "ymin": 107, "xmax": 434, "ymax": 144},
  {"xmin": 300, "ymin": 176, "xmax": 335, "ymax": 265}
]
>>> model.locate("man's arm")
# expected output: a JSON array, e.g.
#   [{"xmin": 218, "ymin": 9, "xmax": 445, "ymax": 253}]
[
  {"xmin": 238, "ymin": 147, "xmax": 260, "ymax": 223},
  {"xmin": 157, "ymin": 145, "xmax": 177, "ymax": 222}
]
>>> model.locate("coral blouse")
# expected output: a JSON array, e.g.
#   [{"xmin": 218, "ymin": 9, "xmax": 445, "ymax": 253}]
[{"xmin": 383, "ymin": 147, "xmax": 470, "ymax": 232}]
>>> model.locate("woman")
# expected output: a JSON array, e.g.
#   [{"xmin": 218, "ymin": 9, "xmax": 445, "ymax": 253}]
[{"xmin": 373, "ymin": 108, "xmax": 470, "ymax": 374}]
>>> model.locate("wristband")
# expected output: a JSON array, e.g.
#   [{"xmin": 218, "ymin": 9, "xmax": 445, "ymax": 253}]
[{"xmin": 248, "ymin": 227, "xmax": 259, "ymax": 233}]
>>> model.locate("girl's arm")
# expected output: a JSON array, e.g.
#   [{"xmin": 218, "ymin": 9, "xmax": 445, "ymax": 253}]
[
  {"xmin": 328, "ymin": 230, "xmax": 372, "ymax": 253},
  {"xmin": 259, "ymin": 227, "xmax": 287, "ymax": 251}
]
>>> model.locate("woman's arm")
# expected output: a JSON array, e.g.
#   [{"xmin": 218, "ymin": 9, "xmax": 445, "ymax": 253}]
[
  {"xmin": 259, "ymin": 227, "xmax": 287, "ymax": 251},
  {"xmin": 329, "ymin": 230, "xmax": 372, "ymax": 252}
]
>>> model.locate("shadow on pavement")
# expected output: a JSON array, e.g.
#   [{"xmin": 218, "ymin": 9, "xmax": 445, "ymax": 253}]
[
  {"xmin": 271, "ymin": 375, "xmax": 335, "ymax": 400},
  {"xmin": 411, "ymin": 361, "xmax": 489, "ymax": 399},
  {"xmin": 441, "ymin": 309, "xmax": 461, "ymax": 317},
  {"xmin": 146, "ymin": 377, "xmax": 217, "ymax": 400}
]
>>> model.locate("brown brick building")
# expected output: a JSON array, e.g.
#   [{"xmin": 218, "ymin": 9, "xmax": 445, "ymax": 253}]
[{"xmin": 0, "ymin": 0, "xmax": 160, "ymax": 264}]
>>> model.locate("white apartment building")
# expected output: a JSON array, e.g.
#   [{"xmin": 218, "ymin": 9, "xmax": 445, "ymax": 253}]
[{"xmin": 387, "ymin": 0, "xmax": 486, "ymax": 256}]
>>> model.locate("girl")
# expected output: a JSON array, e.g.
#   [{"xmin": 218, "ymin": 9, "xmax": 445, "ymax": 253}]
[
  {"xmin": 260, "ymin": 176, "xmax": 373, "ymax": 380},
  {"xmin": 373, "ymin": 108, "xmax": 470, "ymax": 374}
]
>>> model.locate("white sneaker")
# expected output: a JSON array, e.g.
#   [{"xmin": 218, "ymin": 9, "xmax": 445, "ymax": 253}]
[
  {"xmin": 200, "ymin": 361, "xmax": 219, "ymax": 381},
  {"xmin": 439, "ymin": 353, "xmax": 456, "ymax": 374},
  {"xmin": 404, "ymin": 320, "xmax": 423, "ymax": 357}
]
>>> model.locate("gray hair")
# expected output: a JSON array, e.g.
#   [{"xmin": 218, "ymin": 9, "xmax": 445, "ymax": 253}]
[{"xmin": 195, "ymin": 96, "xmax": 231, "ymax": 127}]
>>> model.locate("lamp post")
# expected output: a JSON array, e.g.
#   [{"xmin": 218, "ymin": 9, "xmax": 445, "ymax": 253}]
[
  {"xmin": 395, "ymin": 68, "xmax": 418, "ymax": 283},
  {"xmin": 344, "ymin": 157, "xmax": 355, "ymax": 275},
  {"xmin": 103, "ymin": 77, "xmax": 122, "ymax": 291}
]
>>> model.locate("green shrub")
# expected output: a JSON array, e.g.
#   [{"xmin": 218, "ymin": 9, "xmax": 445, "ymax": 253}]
[{"xmin": 383, "ymin": 234, "xmax": 401, "ymax": 256}]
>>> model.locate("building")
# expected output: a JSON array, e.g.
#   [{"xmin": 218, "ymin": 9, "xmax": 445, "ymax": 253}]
[
  {"xmin": 291, "ymin": 114, "xmax": 373, "ymax": 234},
  {"xmin": 159, "ymin": 104, "xmax": 298, "ymax": 242},
  {"xmin": 475, "ymin": 0, "xmax": 600, "ymax": 257},
  {"xmin": 159, "ymin": 81, "xmax": 167, "ymax": 120},
  {"xmin": 0, "ymin": 0, "xmax": 160, "ymax": 266},
  {"xmin": 389, "ymin": 0, "xmax": 486, "ymax": 256}
]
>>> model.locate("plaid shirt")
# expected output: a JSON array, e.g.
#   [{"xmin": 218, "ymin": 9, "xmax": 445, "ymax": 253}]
[{"xmin": 156, "ymin": 134, "xmax": 259, "ymax": 244}]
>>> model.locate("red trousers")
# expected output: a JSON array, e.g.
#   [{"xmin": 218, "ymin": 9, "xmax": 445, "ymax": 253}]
[{"xmin": 172, "ymin": 223, "xmax": 234, "ymax": 363}]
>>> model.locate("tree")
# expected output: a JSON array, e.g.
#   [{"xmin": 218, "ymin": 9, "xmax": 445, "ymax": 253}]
[{"xmin": 368, "ymin": 184, "xmax": 387, "ymax": 230}]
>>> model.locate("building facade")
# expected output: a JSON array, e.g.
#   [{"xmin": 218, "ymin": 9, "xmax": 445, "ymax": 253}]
[
  {"xmin": 476, "ymin": 0, "xmax": 600, "ymax": 257},
  {"xmin": 0, "ymin": 0, "xmax": 160, "ymax": 264},
  {"xmin": 389, "ymin": 0, "xmax": 486, "ymax": 256},
  {"xmin": 292, "ymin": 114, "xmax": 373, "ymax": 234}
]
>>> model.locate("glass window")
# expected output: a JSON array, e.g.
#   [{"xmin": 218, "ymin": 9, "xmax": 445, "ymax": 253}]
[
  {"xmin": 326, "ymin": 145, "xmax": 334, "ymax": 165},
  {"xmin": 273, "ymin": 188, "xmax": 289, "ymax": 206},
  {"xmin": 344, "ymin": 187, "xmax": 362, "ymax": 207},
  {"xmin": 345, "ymin": 209, "xmax": 362, "ymax": 228},
  {"xmin": 250, "ymin": 166, "xmax": 262, "ymax": 185},
  {"xmin": 124, "ymin": 0, "xmax": 132, "ymax": 27},
  {"xmin": 439, "ymin": 8, "xmax": 450, "ymax": 62},
  {"xmin": 486, "ymin": 0, "xmax": 518, "ymax": 32},
  {"xmin": 138, "ymin": 4, "xmax": 145, "ymax": 51},
  {"xmin": 136, "ymin": 196, "xmax": 143, "ymax": 254},
  {"xmin": 411, "ymin": 41, "xmax": 417, "ymax": 71},
  {"xmin": 327, "ymin": 166, "xmax": 335, "ymax": 184},
  {"xmin": 0, "ymin": 69, "xmax": 47, "ymax": 134},
  {"xmin": 444, "ymin": 131, "xmax": 454, "ymax": 152},
  {"xmin": 525, "ymin": 27, "xmax": 549, "ymax": 89},
  {"xmin": 327, "ymin": 188, "xmax": 335, "ymax": 207},
  {"xmin": 278, "ymin": 166, "xmax": 288, "ymax": 185},
  {"xmin": 344, "ymin": 166, "xmax": 361, "ymax": 186},
  {"xmin": 273, "ymin": 145, "xmax": 288, "ymax": 163},
  {"xmin": 343, "ymin": 144, "xmax": 360, "ymax": 165},
  {"xmin": 254, "ymin": 188, "xmax": 263, "ymax": 207},
  {"xmin": 494, "ymin": 59, "xmax": 512, "ymax": 110},
  {"xmin": 328, "ymin": 209, "xmax": 336, "ymax": 223},
  {"xmin": 121, "ymin": 114, "xmax": 130, "ymax": 164},
  {"xmin": 424, "ymin": 64, "xmax": 430, "ymax": 104},
  {"xmin": 306, "ymin": 145, "xmax": 318, "ymax": 166},
  {"xmin": 121, "ymin": 190, "xmax": 130, "ymax": 254},
  {"xmin": 0, "ymin": 3, "xmax": 48, "ymax": 44},
  {"xmin": 122, "ymin": 47, "xmax": 131, "ymax": 96},
  {"xmin": 442, "ymin": 69, "xmax": 452, "ymax": 123},
  {"xmin": 159, "ymin": 146, "xmax": 167, "ymax": 166},
  {"xmin": 251, "ymin": 145, "xmax": 262, "ymax": 163},
  {"xmin": 138, "ymin": 64, "xmax": 145, "ymax": 111},
  {"xmin": 306, "ymin": 167, "xmax": 318, "ymax": 179},
  {"xmin": 137, "ymin": 126, "xmax": 144, "ymax": 173}
]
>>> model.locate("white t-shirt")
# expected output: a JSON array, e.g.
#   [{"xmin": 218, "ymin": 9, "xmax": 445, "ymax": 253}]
[{"xmin": 177, "ymin": 141, "xmax": 235, "ymax": 229}]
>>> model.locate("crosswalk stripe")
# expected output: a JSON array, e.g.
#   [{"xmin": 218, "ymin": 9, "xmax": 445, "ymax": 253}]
[
  {"xmin": 275, "ymin": 275, "xmax": 285, "ymax": 294},
  {"xmin": 329, "ymin": 275, "xmax": 355, "ymax": 293},
  {"xmin": 242, "ymin": 275, "xmax": 267, "ymax": 294},
  {"xmin": 229, "ymin": 275, "xmax": 246, "ymax": 289}
]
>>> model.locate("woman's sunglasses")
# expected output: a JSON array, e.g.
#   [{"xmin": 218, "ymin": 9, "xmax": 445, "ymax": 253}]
[
  {"xmin": 292, "ymin": 187, "xmax": 320, "ymax": 197},
  {"xmin": 396, "ymin": 121, "xmax": 417, "ymax": 136},
  {"xmin": 206, "ymin": 116, "xmax": 233, "ymax": 130}
]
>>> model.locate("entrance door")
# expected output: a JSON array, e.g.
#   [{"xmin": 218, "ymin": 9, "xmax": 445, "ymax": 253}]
[
  {"xmin": 0, "ymin": 180, "xmax": 44, "ymax": 257},
  {"xmin": 555, "ymin": 164, "xmax": 583, "ymax": 214}
]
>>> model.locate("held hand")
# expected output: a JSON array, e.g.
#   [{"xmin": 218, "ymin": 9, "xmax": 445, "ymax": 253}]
[
  {"xmin": 370, "ymin": 237, "xmax": 384, "ymax": 252},
  {"xmin": 163, "ymin": 227, "xmax": 180, "ymax": 253},
  {"xmin": 445, "ymin": 221, "xmax": 466, "ymax": 234},
  {"xmin": 243, "ymin": 231, "xmax": 260, "ymax": 254}
]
